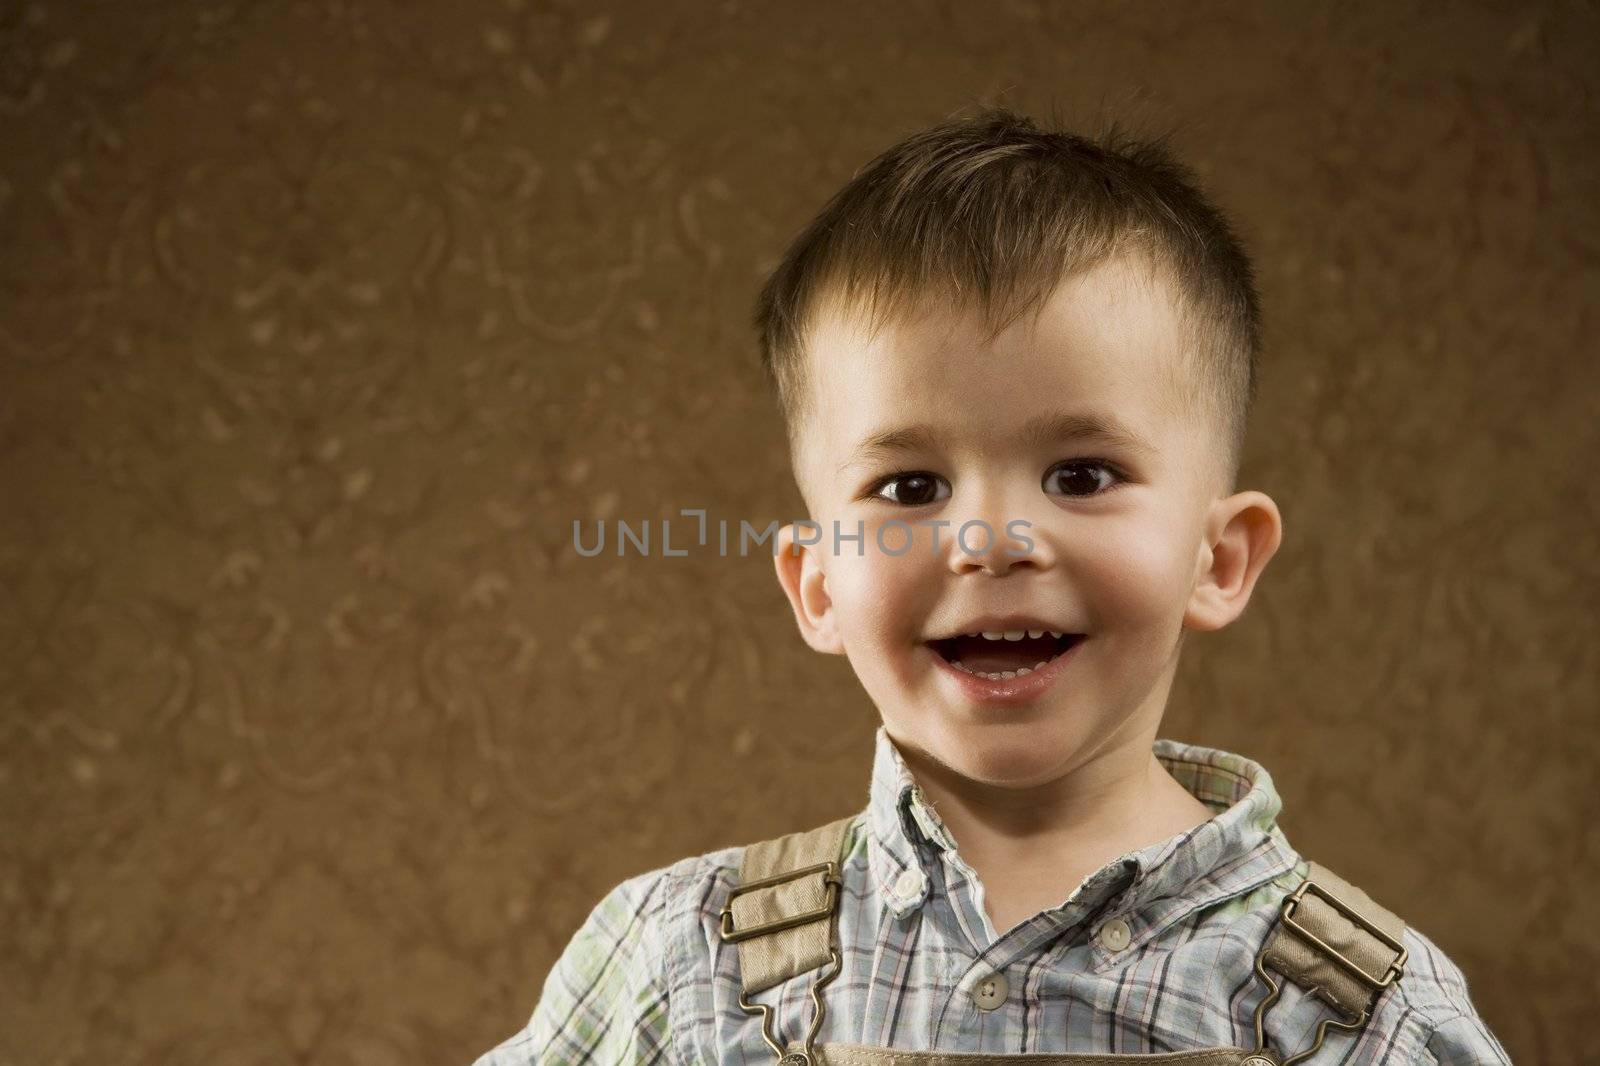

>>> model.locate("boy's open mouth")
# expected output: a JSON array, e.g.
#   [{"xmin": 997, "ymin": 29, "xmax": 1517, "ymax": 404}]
[{"xmin": 926, "ymin": 630, "xmax": 1084, "ymax": 679}]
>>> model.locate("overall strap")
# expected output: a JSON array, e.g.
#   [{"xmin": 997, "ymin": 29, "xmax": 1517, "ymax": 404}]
[
  {"xmin": 1250, "ymin": 860, "xmax": 1409, "ymax": 1065},
  {"xmin": 718, "ymin": 813, "xmax": 856, "ymax": 1064},
  {"xmin": 1264, "ymin": 860, "xmax": 1407, "ymax": 1016},
  {"xmin": 720, "ymin": 813, "xmax": 856, "ymax": 995}
]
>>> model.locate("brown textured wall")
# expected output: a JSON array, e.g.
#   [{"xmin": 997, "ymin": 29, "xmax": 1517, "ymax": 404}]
[{"xmin": 2, "ymin": 1, "xmax": 1595, "ymax": 1062}]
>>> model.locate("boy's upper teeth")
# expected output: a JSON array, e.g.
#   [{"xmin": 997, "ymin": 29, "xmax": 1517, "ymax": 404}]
[{"xmin": 972, "ymin": 629, "xmax": 1062, "ymax": 641}]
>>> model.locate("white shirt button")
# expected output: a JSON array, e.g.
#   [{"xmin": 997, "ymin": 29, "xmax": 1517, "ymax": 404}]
[
  {"xmin": 891, "ymin": 867, "xmax": 924, "ymax": 900},
  {"xmin": 971, "ymin": 970, "xmax": 1008, "ymax": 1010},
  {"xmin": 1097, "ymin": 917, "xmax": 1132, "ymax": 952}
]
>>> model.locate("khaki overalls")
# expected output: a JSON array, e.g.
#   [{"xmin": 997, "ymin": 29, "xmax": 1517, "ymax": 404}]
[{"xmin": 720, "ymin": 816, "xmax": 1409, "ymax": 1066}]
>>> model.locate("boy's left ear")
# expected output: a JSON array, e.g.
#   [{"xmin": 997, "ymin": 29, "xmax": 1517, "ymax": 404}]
[{"xmin": 1184, "ymin": 490, "xmax": 1283, "ymax": 632}]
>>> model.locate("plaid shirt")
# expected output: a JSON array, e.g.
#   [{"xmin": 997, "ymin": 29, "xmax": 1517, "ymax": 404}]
[{"xmin": 476, "ymin": 727, "xmax": 1510, "ymax": 1064}]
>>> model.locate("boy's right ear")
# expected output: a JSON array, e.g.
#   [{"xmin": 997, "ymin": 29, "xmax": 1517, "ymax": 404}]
[{"xmin": 773, "ymin": 522, "xmax": 846, "ymax": 655}]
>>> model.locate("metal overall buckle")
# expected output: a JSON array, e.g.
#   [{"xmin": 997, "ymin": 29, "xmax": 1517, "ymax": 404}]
[
  {"xmin": 1248, "ymin": 878, "xmax": 1409, "ymax": 1066},
  {"xmin": 720, "ymin": 860, "xmax": 841, "ymax": 942},
  {"xmin": 720, "ymin": 860, "xmax": 844, "ymax": 1065}
]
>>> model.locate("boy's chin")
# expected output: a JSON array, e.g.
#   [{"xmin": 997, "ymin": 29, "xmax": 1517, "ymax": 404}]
[
  {"xmin": 904, "ymin": 715, "xmax": 1090, "ymax": 789},
  {"xmin": 945, "ymin": 733, "xmax": 1081, "ymax": 787}
]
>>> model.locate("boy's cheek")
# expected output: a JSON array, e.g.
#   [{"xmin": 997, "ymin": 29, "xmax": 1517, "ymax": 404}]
[
  {"xmin": 824, "ymin": 551, "xmax": 930, "ymax": 640},
  {"xmin": 1061, "ymin": 521, "xmax": 1198, "ymax": 621}
]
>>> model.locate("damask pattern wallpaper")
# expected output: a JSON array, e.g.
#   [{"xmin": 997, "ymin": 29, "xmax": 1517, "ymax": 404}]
[{"xmin": 3, "ymin": 1, "xmax": 1595, "ymax": 1062}]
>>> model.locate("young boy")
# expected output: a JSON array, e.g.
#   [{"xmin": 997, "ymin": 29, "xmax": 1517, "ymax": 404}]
[{"xmin": 476, "ymin": 109, "xmax": 1510, "ymax": 1065}]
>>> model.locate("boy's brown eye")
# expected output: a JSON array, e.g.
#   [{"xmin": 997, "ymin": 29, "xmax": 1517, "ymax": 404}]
[
  {"xmin": 874, "ymin": 472, "xmax": 949, "ymax": 506},
  {"xmin": 1045, "ymin": 460, "xmax": 1119, "ymax": 497}
]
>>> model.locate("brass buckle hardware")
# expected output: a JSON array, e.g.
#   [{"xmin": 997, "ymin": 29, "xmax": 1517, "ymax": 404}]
[
  {"xmin": 1281, "ymin": 878, "xmax": 1408, "ymax": 989},
  {"xmin": 719, "ymin": 861, "xmax": 841, "ymax": 943},
  {"xmin": 1248, "ymin": 877, "xmax": 1409, "ymax": 1066},
  {"xmin": 1250, "ymin": 949, "xmax": 1367, "ymax": 1066},
  {"xmin": 737, "ymin": 947, "xmax": 842, "ymax": 1066}
]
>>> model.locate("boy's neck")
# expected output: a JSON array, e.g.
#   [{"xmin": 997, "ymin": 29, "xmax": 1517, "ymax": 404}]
[{"xmin": 893, "ymin": 727, "xmax": 1215, "ymax": 938}]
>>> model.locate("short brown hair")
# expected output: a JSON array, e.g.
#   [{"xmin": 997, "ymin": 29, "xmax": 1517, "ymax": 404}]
[{"xmin": 752, "ymin": 106, "xmax": 1261, "ymax": 487}]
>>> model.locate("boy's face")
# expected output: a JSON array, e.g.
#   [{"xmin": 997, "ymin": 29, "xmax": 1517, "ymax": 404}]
[{"xmin": 775, "ymin": 254, "xmax": 1280, "ymax": 790}]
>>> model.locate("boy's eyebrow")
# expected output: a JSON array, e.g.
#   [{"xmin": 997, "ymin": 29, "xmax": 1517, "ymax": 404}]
[{"xmin": 838, "ymin": 412, "xmax": 1156, "ymax": 473}]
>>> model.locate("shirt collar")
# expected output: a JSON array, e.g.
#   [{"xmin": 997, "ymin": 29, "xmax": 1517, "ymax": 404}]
[
  {"xmin": 865, "ymin": 725, "xmax": 940, "ymax": 916},
  {"xmin": 864, "ymin": 725, "xmax": 1298, "ymax": 927}
]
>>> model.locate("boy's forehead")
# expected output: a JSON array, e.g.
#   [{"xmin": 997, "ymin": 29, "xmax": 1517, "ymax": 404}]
[{"xmin": 797, "ymin": 256, "xmax": 1201, "ymax": 458}]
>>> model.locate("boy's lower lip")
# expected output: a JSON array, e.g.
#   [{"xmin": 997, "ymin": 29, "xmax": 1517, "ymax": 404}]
[{"xmin": 925, "ymin": 636, "xmax": 1085, "ymax": 705}]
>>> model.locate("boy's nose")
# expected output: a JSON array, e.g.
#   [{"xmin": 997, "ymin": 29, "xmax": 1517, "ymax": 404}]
[
  {"xmin": 951, "ymin": 532, "xmax": 1040, "ymax": 576},
  {"xmin": 944, "ymin": 501, "xmax": 1056, "ymax": 576}
]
